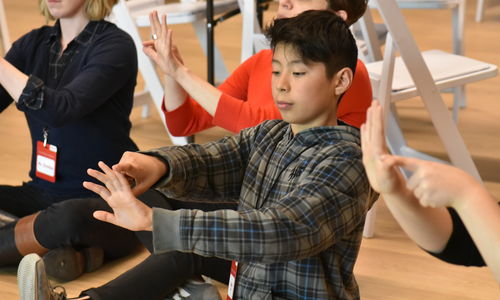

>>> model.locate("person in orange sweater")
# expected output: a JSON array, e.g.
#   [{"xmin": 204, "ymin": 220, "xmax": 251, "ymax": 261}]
[{"xmin": 144, "ymin": 0, "xmax": 371, "ymax": 136}]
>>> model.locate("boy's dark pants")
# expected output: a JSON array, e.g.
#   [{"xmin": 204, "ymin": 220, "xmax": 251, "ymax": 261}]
[{"xmin": 83, "ymin": 196, "xmax": 234, "ymax": 300}]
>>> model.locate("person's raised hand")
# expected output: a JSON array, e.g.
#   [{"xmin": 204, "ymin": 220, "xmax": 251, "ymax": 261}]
[
  {"xmin": 361, "ymin": 101, "xmax": 407, "ymax": 196},
  {"xmin": 112, "ymin": 151, "xmax": 168, "ymax": 196},
  {"xmin": 83, "ymin": 161, "xmax": 153, "ymax": 231},
  {"xmin": 142, "ymin": 11, "xmax": 184, "ymax": 77}
]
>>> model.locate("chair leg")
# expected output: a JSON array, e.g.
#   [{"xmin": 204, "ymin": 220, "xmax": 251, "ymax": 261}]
[
  {"xmin": 476, "ymin": 0, "xmax": 486, "ymax": 22},
  {"xmin": 452, "ymin": 85, "xmax": 466, "ymax": 123},
  {"xmin": 141, "ymin": 104, "xmax": 150, "ymax": 119}
]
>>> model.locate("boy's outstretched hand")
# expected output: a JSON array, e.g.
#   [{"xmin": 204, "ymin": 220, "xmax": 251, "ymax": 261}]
[
  {"xmin": 83, "ymin": 161, "xmax": 153, "ymax": 231},
  {"xmin": 112, "ymin": 151, "xmax": 168, "ymax": 196}
]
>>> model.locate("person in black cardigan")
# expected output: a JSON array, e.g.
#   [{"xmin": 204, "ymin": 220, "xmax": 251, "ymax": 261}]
[{"xmin": 0, "ymin": 0, "xmax": 145, "ymax": 280}]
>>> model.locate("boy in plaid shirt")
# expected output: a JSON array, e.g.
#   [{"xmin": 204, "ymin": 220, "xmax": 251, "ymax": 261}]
[{"xmin": 21, "ymin": 10, "xmax": 373, "ymax": 300}]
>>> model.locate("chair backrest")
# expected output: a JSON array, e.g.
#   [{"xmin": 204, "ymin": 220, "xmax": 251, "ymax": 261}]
[
  {"xmin": 354, "ymin": 9, "xmax": 384, "ymax": 63},
  {"xmin": 364, "ymin": 0, "xmax": 464, "ymax": 56},
  {"xmin": 0, "ymin": 0, "xmax": 11, "ymax": 54},
  {"xmin": 371, "ymin": 0, "xmax": 484, "ymax": 181}
]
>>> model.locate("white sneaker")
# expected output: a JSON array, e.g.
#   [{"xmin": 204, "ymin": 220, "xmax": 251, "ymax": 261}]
[{"xmin": 17, "ymin": 253, "xmax": 67, "ymax": 300}]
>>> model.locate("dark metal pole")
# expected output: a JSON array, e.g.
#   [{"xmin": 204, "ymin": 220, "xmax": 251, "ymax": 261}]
[{"xmin": 206, "ymin": 0, "xmax": 215, "ymax": 85}]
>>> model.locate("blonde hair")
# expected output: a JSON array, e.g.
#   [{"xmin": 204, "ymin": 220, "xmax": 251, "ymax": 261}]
[{"xmin": 39, "ymin": 0, "xmax": 118, "ymax": 22}]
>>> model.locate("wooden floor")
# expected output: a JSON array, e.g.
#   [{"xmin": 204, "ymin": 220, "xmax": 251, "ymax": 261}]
[{"xmin": 1, "ymin": 0, "xmax": 500, "ymax": 299}]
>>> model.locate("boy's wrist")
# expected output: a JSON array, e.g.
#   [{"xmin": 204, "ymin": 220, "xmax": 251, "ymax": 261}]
[{"xmin": 145, "ymin": 206, "xmax": 153, "ymax": 231}]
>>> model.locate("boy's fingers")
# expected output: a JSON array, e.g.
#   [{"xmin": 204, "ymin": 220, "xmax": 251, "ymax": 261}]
[
  {"xmin": 131, "ymin": 183, "xmax": 148, "ymax": 197},
  {"xmin": 122, "ymin": 173, "xmax": 136, "ymax": 189},
  {"xmin": 112, "ymin": 163, "xmax": 123, "ymax": 172},
  {"xmin": 97, "ymin": 161, "xmax": 113, "ymax": 174},
  {"xmin": 83, "ymin": 181, "xmax": 111, "ymax": 199},
  {"xmin": 87, "ymin": 168, "xmax": 109, "ymax": 185},
  {"xmin": 93, "ymin": 210, "xmax": 117, "ymax": 226},
  {"xmin": 97, "ymin": 161, "xmax": 123, "ymax": 190},
  {"xmin": 115, "ymin": 170, "xmax": 134, "ymax": 191}
]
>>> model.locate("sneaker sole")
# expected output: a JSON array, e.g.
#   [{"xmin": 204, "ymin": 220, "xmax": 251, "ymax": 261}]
[{"xmin": 17, "ymin": 253, "xmax": 41, "ymax": 300}]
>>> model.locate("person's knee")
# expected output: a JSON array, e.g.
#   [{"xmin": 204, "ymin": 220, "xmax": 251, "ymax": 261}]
[{"xmin": 34, "ymin": 198, "xmax": 107, "ymax": 248}]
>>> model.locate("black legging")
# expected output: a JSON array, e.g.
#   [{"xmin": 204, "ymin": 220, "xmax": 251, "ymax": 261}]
[
  {"xmin": 33, "ymin": 191, "xmax": 177, "ymax": 260},
  {"xmin": 0, "ymin": 183, "xmax": 144, "ymax": 264},
  {"xmin": 82, "ymin": 194, "xmax": 235, "ymax": 300},
  {"xmin": 0, "ymin": 184, "xmax": 234, "ymax": 299}
]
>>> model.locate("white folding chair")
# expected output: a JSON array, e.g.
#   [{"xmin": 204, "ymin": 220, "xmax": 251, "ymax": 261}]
[
  {"xmin": 112, "ymin": 0, "xmax": 239, "ymax": 145},
  {"xmin": 363, "ymin": 0, "xmax": 467, "ymax": 115},
  {"xmin": 0, "ymin": 0, "xmax": 10, "ymax": 55},
  {"xmin": 361, "ymin": 0, "xmax": 497, "ymax": 238}
]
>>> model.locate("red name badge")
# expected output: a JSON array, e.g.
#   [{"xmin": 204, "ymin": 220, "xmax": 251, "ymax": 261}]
[
  {"xmin": 36, "ymin": 141, "xmax": 58, "ymax": 183},
  {"xmin": 226, "ymin": 260, "xmax": 238, "ymax": 300}
]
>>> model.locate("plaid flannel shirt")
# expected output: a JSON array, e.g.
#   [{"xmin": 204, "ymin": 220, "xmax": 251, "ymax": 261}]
[{"xmin": 148, "ymin": 120, "xmax": 372, "ymax": 299}]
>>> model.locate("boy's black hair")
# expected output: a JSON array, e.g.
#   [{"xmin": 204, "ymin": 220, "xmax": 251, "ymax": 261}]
[
  {"xmin": 265, "ymin": 9, "xmax": 358, "ymax": 79},
  {"xmin": 327, "ymin": 0, "xmax": 368, "ymax": 26}
]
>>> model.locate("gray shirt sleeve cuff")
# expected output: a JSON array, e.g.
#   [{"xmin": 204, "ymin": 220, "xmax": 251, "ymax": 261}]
[{"xmin": 152, "ymin": 207, "xmax": 183, "ymax": 254}]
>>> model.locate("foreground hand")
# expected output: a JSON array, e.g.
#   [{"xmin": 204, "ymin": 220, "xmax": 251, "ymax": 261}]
[
  {"xmin": 143, "ymin": 11, "xmax": 185, "ymax": 77},
  {"xmin": 112, "ymin": 151, "xmax": 168, "ymax": 196},
  {"xmin": 388, "ymin": 156, "xmax": 483, "ymax": 209},
  {"xmin": 361, "ymin": 101, "xmax": 406, "ymax": 195},
  {"xmin": 84, "ymin": 161, "xmax": 153, "ymax": 231}
]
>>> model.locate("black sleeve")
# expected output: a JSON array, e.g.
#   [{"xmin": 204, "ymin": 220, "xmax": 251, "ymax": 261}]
[
  {"xmin": 16, "ymin": 30, "xmax": 137, "ymax": 128},
  {"xmin": 426, "ymin": 208, "xmax": 485, "ymax": 267}
]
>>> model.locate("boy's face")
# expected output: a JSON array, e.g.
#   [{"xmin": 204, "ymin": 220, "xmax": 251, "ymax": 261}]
[
  {"xmin": 272, "ymin": 43, "xmax": 342, "ymax": 133},
  {"xmin": 276, "ymin": 0, "xmax": 329, "ymax": 19}
]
